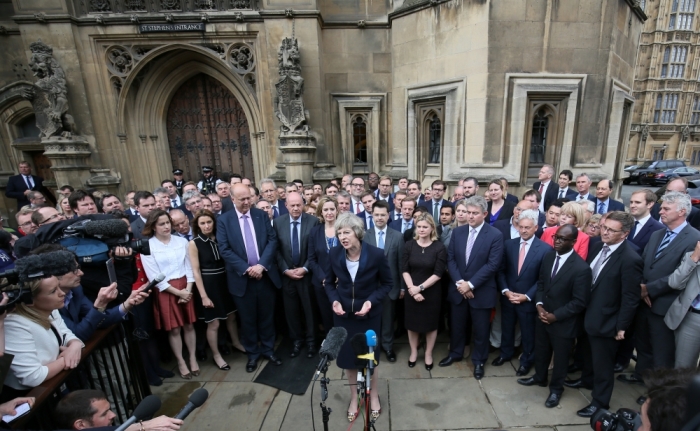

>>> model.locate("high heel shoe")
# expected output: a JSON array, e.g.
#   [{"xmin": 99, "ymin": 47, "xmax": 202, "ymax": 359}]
[
  {"xmin": 425, "ymin": 361, "xmax": 434, "ymax": 371},
  {"xmin": 408, "ymin": 359, "xmax": 416, "ymax": 368},
  {"xmin": 347, "ymin": 402, "xmax": 358, "ymax": 422},
  {"xmin": 214, "ymin": 359, "xmax": 230, "ymax": 371},
  {"xmin": 180, "ymin": 372, "xmax": 192, "ymax": 380},
  {"xmin": 371, "ymin": 396, "xmax": 381, "ymax": 421}
]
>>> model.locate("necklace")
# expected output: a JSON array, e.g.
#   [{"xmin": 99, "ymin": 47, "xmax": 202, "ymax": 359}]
[
  {"xmin": 345, "ymin": 251, "xmax": 360, "ymax": 262},
  {"xmin": 417, "ymin": 240, "xmax": 431, "ymax": 253}
]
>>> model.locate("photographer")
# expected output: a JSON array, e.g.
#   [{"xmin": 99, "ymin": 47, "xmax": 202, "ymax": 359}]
[
  {"xmin": 639, "ymin": 368, "xmax": 696, "ymax": 431},
  {"xmin": 54, "ymin": 390, "xmax": 181, "ymax": 430}
]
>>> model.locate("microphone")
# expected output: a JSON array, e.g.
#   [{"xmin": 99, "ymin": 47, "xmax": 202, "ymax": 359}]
[
  {"xmin": 15, "ymin": 251, "xmax": 80, "ymax": 282},
  {"xmin": 174, "ymin": 388, "xmax": 209, "ymax": 420},
  {"xmin": 114, "ymin": 395, "xmax": 161, "ymax": 431},
  {"xmin": 313, "ymin": 326, "xmax": 347, "ymax": 380},
  {"xmin": 66, "ymin": 219, "xmax": 130, "ymax": 238},
  {"xmin": 365, "ymin": 329, "xmax": 377, "ymax": 371},
  {"xmin": 141, "ymin": 273, "xmax": 166, "ymax": 293},
  {"xmin": 350, "ymin": 332, "xmax": 368, "ymax": 369}
]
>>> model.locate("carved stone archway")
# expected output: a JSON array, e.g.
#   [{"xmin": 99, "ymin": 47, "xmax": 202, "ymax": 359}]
[{"xmin": 115, "ymin": 45, "xmax": 267, "ymax": 190}]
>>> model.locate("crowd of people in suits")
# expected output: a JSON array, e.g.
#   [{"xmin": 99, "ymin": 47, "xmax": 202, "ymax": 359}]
[{"xmin": 2, "ymin": 160, "xmax": 700, "ymax": 427}]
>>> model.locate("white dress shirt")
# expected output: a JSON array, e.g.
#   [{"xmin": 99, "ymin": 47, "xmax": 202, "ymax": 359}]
[
  {"xmin": 538, "ymin": 181, "xmax": 551, "ymax": 212},
  {"xmin": 375, "ymin": 226, "xmax": 388, "ymax": 246},
  {"xmin": 633, "ymin": 214, "xmax": 651, "ymax": 238},
  {"xmin": 589, "ymin": 240, "xmax": 623, "ymax": 277},
  {"xmin": 458, "ymin": 222, "xmax": 485, "ymax": 290},
  {"xmin": 501, "ymin": 235, "xmax": 535, "ymax": 299},
  {"xmin": 141, "ymin": 235, "xmax": 195, "ymax": 291}
]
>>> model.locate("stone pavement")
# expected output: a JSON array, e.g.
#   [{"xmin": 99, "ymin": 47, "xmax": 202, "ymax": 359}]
[{"xmin": 150, "ymin": 334, "xmax": 646, "ymax": 431}]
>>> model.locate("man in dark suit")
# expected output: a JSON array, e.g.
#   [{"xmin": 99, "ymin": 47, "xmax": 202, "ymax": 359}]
[
  {"xmin": 260, "ymin": 178, "xmax": 287, "ymax": 218},
  {"xmin": 419, "ymin": 180, "xmax": 454, "ymax": 221},
  {"xmin": 273, "ymin": 192, "xmax": 318, "ymax": 358},
  {"xmin": 532, "ymin": 164, "xmax": 558, "ymax": 214},
  {"xmin": 441, "ymin": 196, "xmax": 503, "ymax": 379},
  {"xmin": 619, "ymin": 191, "xmax": 700, "ymax": 385},
  {"xmin": 364, "ymin": 200, "xmax": 405, "ymax": 362},
  {"xmin": 493, "ymin": 200, "xmax": 530, "ymax": 242},
  {"xmin": 374, "ymin": 175, "xmax": 395, "ymax": 212},
  {"xmin": 650, "ymin": 177, "xmax": 700, "ymax": 230},
  {"xmin": 216, "ymin": 181, "xmax": 234, "ymax": 214},
  {"xmin": 218, "ymin": 184, "xmax": 283, "ymax": 372},
  {"xmin": 565, "ymin": 212, "xmax": 643, "ymax": 418},
  {"xmin": 129, "ymin": 191, "xmax": 156, "ymax": 239},
  {"xmin": 5, "ymin": 161, "xmax": 55, "ymax": 210},
  {"xmin": 172, "ymin": 168, "xmax": 185, "ymax": 196},
  {"xmin": 574, "ymin": 173, "xmax": 596, "ymax": 202},
  {"xmin": 517, "ymin": 224, "xmax": 591, "ymax": 408},
  {"xmin": 389, "ymin": 197, "xmax": 416, "ymax": 234},
  {"xmin": 555, "ymin": 170, "xmax": 579, "ymax": 200},
  {"xmin": 357, "ymin": 191, "xmax": 377, "ymax": 230},
  {"xmin": 493, "ymin": 209, "xmax": 552, "ymax": 376},
  {"xmin": 591, "ymin": 179, "xmax": 625, "ymax": 214},
  {"xmin": 628, "ymin": 189, "xmax": 665, "ymax": 254}
]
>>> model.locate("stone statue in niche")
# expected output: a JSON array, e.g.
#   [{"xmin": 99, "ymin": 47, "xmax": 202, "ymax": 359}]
[
  {"xmin": 21, "ymin": 40, "xmax": 77, "ymax": 138},
  {"xmin": 274, "ymin": 37, "xmax": 308, "ymax": 134}
]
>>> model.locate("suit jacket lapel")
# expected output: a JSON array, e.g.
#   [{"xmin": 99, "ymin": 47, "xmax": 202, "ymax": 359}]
[
  {"xmin": 592, "ymin": 243, "xmax": 623, "ymax": 289},
  {"xmin": 653, "ymin": 226, "xmax": 686, "ymax": 262},
  {"xmin": 365, "ymin": 229, "xmax": 377, "ymax": 247},
  {"xmin": 358, "ymin": 243, "xmax": 370, "ymax": 276},
  {"xmin": 550, "ymin": 254, "xmax": 574, "ymax": 285},
  {"xmin": 518, "ymin": 240, "xmax": 540, "ymax": 277},
  {"xmin": 466, "ymin": 227, "xmax": 487, "ymax": 271}
]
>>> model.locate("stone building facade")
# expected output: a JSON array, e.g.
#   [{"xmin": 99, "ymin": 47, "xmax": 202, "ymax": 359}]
[
  {"xmin": 627, "ymin": 0, "xmax": 700, "ymax": 167},
  {"xmin": 0, "ymin": 0, "xmax": 644, "ymax": 218}
]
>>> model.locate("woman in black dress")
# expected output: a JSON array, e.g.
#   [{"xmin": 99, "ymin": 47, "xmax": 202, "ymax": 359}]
[
  {"xmin": 324, "ymin": 212, "xmax": 392, "ymax": 423},
  {"xmin": 307, "ymin": 196, "xmax": 339, "ymax": 335},
  {"xmin": 402, "ymin": 213, "xmax": 447, "ymax": 370},
  {"xmin": 189, "ymin": 210, "xmax": 244, "ymax": 371}
]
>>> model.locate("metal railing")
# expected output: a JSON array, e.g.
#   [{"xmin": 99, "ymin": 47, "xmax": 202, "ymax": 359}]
[{"xmin": 9, "ymin": 321, "xmax": 151, "ymax": 430}]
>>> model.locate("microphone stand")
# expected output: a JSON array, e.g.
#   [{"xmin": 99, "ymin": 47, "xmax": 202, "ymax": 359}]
[{"xmin": 317, "ymin": 360, "xmax": 332, "ymax": 431}]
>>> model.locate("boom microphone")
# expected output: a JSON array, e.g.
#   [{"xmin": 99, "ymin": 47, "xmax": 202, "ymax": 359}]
[
  {"xmin": 174, "ymin": 388, "xmax": 208, "ymax": 420},
  {"xmin": 114, "ymin": 395, "xmax": 161, "ymax": 431},
  {"xmin": 68, "ymin": 219, "xmax": 130, "ymax": 238},
  {"xmin": 141, "ymin": 274, "xmax": 166, "ymax": 293},
  {"xmin": 313, "ymin": 326, "xmax": 347, "ymax": 380}
]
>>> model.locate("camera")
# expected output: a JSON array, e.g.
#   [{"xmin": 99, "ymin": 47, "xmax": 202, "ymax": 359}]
[
  {"xmin": 115, "ymin": 238, "xmax": 150, "ymax": 256},
  {"xmin": 591, "ymin": 407, "xmax": 641, "ymax": 431},
  {"xmin": 0, "ymin": 269, "xmax": 34, "ymax": 313}
]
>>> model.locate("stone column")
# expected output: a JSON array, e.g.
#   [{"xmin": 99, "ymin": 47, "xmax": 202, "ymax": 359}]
[
  {"xmin": 42, "ymin": 136, "xmax": 93, "ymax": 187},
  {"xmin": 279, "ymin": 133, "xmax": 316, "ymax": 184}
]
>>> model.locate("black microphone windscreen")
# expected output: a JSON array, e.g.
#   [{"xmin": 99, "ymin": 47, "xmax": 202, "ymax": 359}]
[
  {"xmin": 132, "ymin": 395, "xmax": 161, "ymax": 420},
  {"xmin": 350, "ymin": 332, "xmax": 368, "ymax": 368},
  {"xmin": 83, "ymin": 219, "xmax": 129, "ymax": 237},
  {"xmin": 319, "ymin": 327, "xmax": 347, "ymax": 361},
  {"xmin": 15, "ymin": 251, "xmax": 78, "ymax": 282},
  {"xmin": 189, "ymin": 388, "xmax": 209, "ymax": 408}
]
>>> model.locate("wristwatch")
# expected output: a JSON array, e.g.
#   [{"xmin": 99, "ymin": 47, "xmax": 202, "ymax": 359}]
[{"xmin": 419, "ymin": 284, "xmax": 425, "ymax": 292}]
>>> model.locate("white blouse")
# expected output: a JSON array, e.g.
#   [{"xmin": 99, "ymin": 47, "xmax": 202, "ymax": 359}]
[
  {"xmin": 141, "ymin": 235, "xmax": 195, "ymax": 291},
  {"xmin": 4, "ymin": 311, "xmax": 82, "ymax": 390},
  {"xmin": 346, "ymin": 259, "xmax": 359, "ymax": 282}
]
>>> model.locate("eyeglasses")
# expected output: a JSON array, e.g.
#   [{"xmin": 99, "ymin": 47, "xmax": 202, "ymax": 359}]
[
  {"xmin": 351, "ymin": 183, "xmax": 364, "ymax": 187},
  {"xmin": 40, "ymin": 213, "xmax": 64, "ymax": 225},
  {"xmin": 19, "ymin": 221, "xmax": 34, "ymax": 228},
  {"xmin": 586, "ymin": 224, "xmax": 601, "ymax": 230},
  {"xmin": 600, "ymin": 225, "xmax": 622, "ymax": 234}
]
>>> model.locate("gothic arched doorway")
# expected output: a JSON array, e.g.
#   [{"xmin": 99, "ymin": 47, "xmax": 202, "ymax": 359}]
[{"xmin": 166, "ymin": 73, "xmax": 255, "ymax": 181}]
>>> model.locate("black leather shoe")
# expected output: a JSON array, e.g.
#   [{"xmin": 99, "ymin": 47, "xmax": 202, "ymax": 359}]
[
  {"xmin": 491, "ymin": 357, "xmax": 508, "ymax": 366},
  {"xmin": 613, "ymin": 363, "xmax": 626, "ymax": 373},
  {"xmin": 425, "ymin": 361, "xmax": 433, "ymax": 371},
  {"xmin": 577, "ymin": 404, "xmax": 599, "ymax": 418},
  {"xmin": 156, "ymin": 368, "xmax": 175, "ymax": 378},
  {"xmin": 517, "ymin": 376, "xmax": 547, "ymax": 387},
  {"xmin": 264, "ymin": 354, "xmax": 283, "ymax": 366},
  {"xmin": 637, "ymin": 396, "xmax": 647, "ymax": 405},
  {"xmin": 439, "ymin": 356, "xmax": 462, "ymax": 367},
  {"xmin": 385, "ymin": 350, "xmax": 397, "ymax": 363},
  {"xmin": 246, "ymin": 358, "xmax": 258, "ymax": 373},
  {"xmin": 567, "ymin": 363, "xmax": 582, "ymax": 373},
  {"xmin": 290, "ymin": 341, "xmax": 303, "ymax": 358},
  {"xmin": 617, "ymin": 374, "xmax": 644, "ymax": 385},
  {"xmin": 219, "ymin": 344, "xmax": 231, "ymax": 355},
  {"xmin": 306, "ymin": 344, "xmax": 316, "ymax": 359},
  {"xmin": 516, "ymin": 366, "xmax": 530, "ymax": 376},
  {"xmin": 196, "ymin": 348, "xmax": 207, "ymax": 362},
  {"xmin": 564, "ymin": 378, "xmax": 593, "ymax": 390},
  {"xmin": 545, "ymin": 392, "xmax": 561, "ymax": 408},
  {"xmin": 474, "ymin": 364, "xmax": 485, "ymax": 380}
]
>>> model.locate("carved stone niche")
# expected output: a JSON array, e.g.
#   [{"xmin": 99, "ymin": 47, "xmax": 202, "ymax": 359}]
[{"xmin": 42, "ymin": 136, "xmax": 93, "ymax": 188}]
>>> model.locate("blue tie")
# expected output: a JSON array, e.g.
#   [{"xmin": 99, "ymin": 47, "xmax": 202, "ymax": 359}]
[
  {"xmin": 292, "ymin": 221, "xmax": 300, "ymax": 267},
  {"xmin": 598, "ymin": 202, "xmax": 605, "ymax": 215},
  {"xmin": 378, "ymin": 231, "xmax": 385, "ymax": 249},
  {"xmin": 655, "ymin": 230, "xmax": 674, "ymax": 259},
  {"xmin": 368, "ymin": 215, "xmax": 374, "ymax": 229},
  {"xmin": 273, "ymin": 205, "xmax": 279, "ymax": 218}
]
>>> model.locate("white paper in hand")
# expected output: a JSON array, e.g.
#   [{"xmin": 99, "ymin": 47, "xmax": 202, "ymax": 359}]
[{"xmin": 2, "ymin": 402, "xmax": 30, "ymax": 423}]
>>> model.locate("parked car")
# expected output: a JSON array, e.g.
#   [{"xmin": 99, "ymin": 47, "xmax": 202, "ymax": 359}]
[
  {"xmin": 687, "ymin": 179, "xmax": 700, "ymax": 207},
  {"xmin": 624, "ymin": 159, "xmax": 686, "ymax": 184},
  {"xmin": 624, "ymin": 165, "xmax": 640, "ymax": 172},
  {"xmin": 644, "ymin": 167, "xmax": 700, "ymax": 186}
]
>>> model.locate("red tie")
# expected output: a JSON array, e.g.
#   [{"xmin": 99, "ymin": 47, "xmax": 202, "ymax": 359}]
[
  {"xmin": 356, "ymin": 202, "xmax": 362, "ymax": 214},
  {"xmin": 538, "ymin": 183, "xmax": 544, "ymax": 194},
  {"xmin": 518, "ymin": 242, "xmax": 527, "ymax": 275}
]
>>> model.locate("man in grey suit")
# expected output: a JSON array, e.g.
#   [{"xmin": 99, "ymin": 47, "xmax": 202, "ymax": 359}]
[
  {"xmin": 619, "ymin": 191, "xmax": 700, "ymax": 384},
  {"xmin": 665, "ymin": 240, "xmax": 700, "ymax": 368},
  {"xmin": 130, "ymin": 191, "xmax": 157, "ymax": 239},
  {"xmin": 364, "ymin": 200, "xmax": 405, "ymax": 362},
  {"xmin": 273, "ymin": 192, "xmax": 319, "ymax": 359}
]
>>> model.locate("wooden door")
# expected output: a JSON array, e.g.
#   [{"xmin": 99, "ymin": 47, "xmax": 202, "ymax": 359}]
[
  {"xmin": 30, "ymin": 151, "xmax": 54, "ymax": 183},
  {"xmin": 166, "ymin": 74, "xmax": 255, "ymax": 182}
]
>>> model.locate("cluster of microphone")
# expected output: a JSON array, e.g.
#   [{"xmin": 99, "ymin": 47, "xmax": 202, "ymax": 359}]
[{"xmin": 114, "ymin": 388, "xmax": 209, "ymax": 431}]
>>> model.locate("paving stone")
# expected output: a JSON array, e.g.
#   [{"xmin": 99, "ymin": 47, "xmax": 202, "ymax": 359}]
[
  {"xmin": 259, "ymin": 390, "xmax": 292, "ymax": 431},
  {"xmin": 427, "ymin": 343, "xmax": 473, "ymax": 378},
  {"xmin": 389, "ymin": 378, "xmax": 500, "ymax": 430},
  {"xmin": 481, "ymin": 376, "xmax": 590, "ymax": 428},
  {"xmin": 179, "ymin": 382, "xmax": 278, "ymax": 431},
  {"xmin": 150, "ymin": 381, "xmax": 205, "ymax": 418},
  {"xmin": 281, "ymin": 377, "xmax": 390, "ymax": 430},
  {"xmin": 380, "ymin": 342, "xmax": 432, "ymax": 379},
  {"xmin": 576, "ymin": 377, "xmax": 646, "ymax": 412},
  {"xmin": 555, "ymin": 426, "xmax": 590, "ymax": 431}
]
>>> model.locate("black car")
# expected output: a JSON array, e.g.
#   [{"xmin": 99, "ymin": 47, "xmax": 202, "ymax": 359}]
[
  {"xmin": 624, "ymin": 159, "xmax": 686, "ymax": 185},
  {"xmin": 643, "ymin": 167, "xmax": 700, "ymax": 186}
]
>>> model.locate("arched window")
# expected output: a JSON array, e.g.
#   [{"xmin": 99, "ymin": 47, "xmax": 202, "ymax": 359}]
[
  {"xmin": 530, "ymin": 109, "xmax": 548, "ymax": 164},
  {"xmin": 428, "ymin": 114, "xmax": 441, "ymax": 164},
  {"xmin": 352, "ymin": 117, "xmax": 367, "ymax": 163}
]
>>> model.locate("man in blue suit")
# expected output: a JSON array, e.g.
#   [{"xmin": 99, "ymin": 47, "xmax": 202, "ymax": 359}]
[
  {"xmin": 591, "ymin": 179, "xmax": 625, "ymax": 214},
  {"xmin": 373, "ymin": 175, "xmax": 395, "ymax": 212},
  {"xmin": 555, "ymin": 170, "xmax": 579, "ymax": 200},
  {"xmin": 440, "ymin": 196, "xmax": 503, "ymax": 379},
  {"xmin": 419, "ymin": 180, "xmax": 454, "ymax": 221},
  {"xmin": 493, "ymin": 210, "xmax": 552, "ymax": 376},
  {"xmin": 628, "ymin": 189, "xmax": 665, "ymax": 254},
  {"xmin": 5, "ymin": 161, "xmax": 55, "ymax": 210},
  {"xmin": 217, "ymin": 184, "xmax": 283, "ymax": 373},
  {"xmin": 260, "ymin": 178, "xmax": 288, "ymax": 219}
]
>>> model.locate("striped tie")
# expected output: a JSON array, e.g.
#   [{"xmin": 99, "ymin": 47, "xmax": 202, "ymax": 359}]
[{"xmin": 655, "ymin": 230, "xmax": 674, "ymax": 259}]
